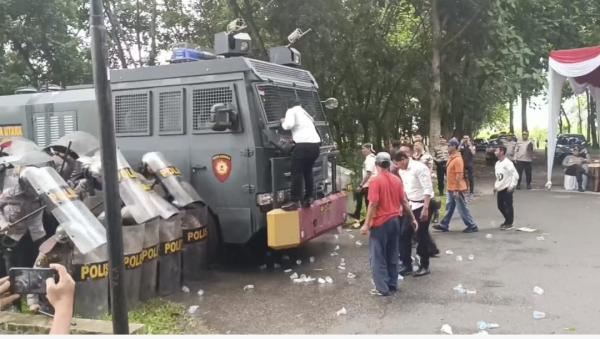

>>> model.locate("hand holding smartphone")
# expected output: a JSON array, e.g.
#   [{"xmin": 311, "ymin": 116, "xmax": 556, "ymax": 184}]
[{"xmin": 8, "ymin": 268, "xmax": 59, "ymax": 295}]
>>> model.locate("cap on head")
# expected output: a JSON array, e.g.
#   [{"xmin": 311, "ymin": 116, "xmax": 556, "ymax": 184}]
[
  {"xmin": 448, "ymin": 138, "xmax": 460, "ymax": 148},
  {"xmin": 375, "ymin": 152, "xmax": 391, "ymax": 166}
]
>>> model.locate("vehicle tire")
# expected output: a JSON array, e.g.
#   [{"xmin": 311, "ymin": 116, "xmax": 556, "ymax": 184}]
[{"xmin": 204, "ymin": 207, "xmax": 221, "ymax": 267}]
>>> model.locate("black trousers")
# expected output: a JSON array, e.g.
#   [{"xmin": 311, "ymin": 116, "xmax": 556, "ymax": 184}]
[
  {"xmin": 565, "ymin": 164, "xmax": 586, "ymax": 189},
  {"xmin": 435, "ymin": 161, "xmax": 446, "ymax": 195},
  {"xmin": 516, "ymin": 161, "xmax": 532, "ymax": 186},
  {"xmin": 466, "ymin": 165, "xmax": 474, "ymax": 194},
  {"xmin": 290, "ymin": 143, "xmax": 320, "ymax": 202},
  {"xmin": 399, "ymin": 205, "xmax": 435, "ymax": 269},
  {"xmin": 496, "ymin": 189, "xmax": 514, "ymax": 225},
  {"xmin": 353, "ymin": 188, "xmax": 369, "ymax": 219}
]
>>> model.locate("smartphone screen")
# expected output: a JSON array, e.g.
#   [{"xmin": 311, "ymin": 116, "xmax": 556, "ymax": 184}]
[{"xmin": 9, "ymin": 268, "xmax": 58, "ymax": 295}]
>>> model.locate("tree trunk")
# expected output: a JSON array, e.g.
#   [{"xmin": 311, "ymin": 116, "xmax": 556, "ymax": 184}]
[
  {"xmin": 428, "ymin": 0, "xmax": 442, "ymax": 148},
  {"xmin": 135, "ymin": 0, "xmax": 143, "ymax": 67},
  {"xmin": 104, "ymin": 0, "xmax": 128, "ymax": 69},
  {"xmin": 587, "ymin": 90, "xmax": 592, "ymax": 142},
  {"xmin": 589, "ymin": 90, "xmax": 599, "ymax": 148},
  {"xmin": 521, "ymin": 95, "xmax": 528, "ymax": 132},
  {"xmin": 509, "ymin": 99, "xmax": 514, "ymax": 134}
]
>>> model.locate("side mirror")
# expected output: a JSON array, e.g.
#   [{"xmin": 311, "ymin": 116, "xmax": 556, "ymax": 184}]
[
  {"xmin": 211, "ymin": 103, "xmax": 239, "ymax": 131},
  {"xmin": 322, "ymin": 97, "xmax": 339, "ymax": 110}
]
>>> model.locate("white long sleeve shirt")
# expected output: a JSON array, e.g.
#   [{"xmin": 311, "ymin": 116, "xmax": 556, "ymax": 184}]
[
  {"xmin": 494, "ymin": 157, "xmax": 519, "ymax": 191},
  {"xmin": 281, "ymin": 105, "xmax": 321, "ymax": 143},
  {"xmin": 397, "ymin": 159, "xmax": 434, "ymax": 210}
]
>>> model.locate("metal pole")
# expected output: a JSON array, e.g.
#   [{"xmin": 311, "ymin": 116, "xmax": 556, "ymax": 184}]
[{"xmin": 89, "ymin": 0, "xmax": 129, "ymax": 333}]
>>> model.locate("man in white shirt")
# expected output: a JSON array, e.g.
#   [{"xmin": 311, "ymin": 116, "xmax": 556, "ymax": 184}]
[
  {"xmin": 493, "ymin": 145, "xmax": 519, "ymax": 230},
  {"xmin": 393, "ymin": 146, "xmax": 437, "ymax": 277},
  {"xmin": 280, "ymin": 99, "xmax": 321, "ymax": 211},
  {"xmin": 352, "ymin": 143, "xmax": 376, "ymax": 219}
]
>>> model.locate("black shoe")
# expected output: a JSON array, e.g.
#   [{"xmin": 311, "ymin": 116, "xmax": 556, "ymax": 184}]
[
  {"xmin": 432, "ymin": 225, "xmax": 449, "ymax": 232},
  {"xmin": 414, "ymin": 267, "xmax": 430, "ymax": 277},
  {"xmin": 370, "ymin": 289, "xmax": 390, "ymax": 296},
  {"xmin": 500, "ymin": 224, "xmax": 514, "ymax": 231},
  {"xmin": 429, "ymin": 248, "xmax": 440, "ymax": 257},
  {"xmin": 281, "ymin": 202, "xmax": 298, "ymax": 211},
  {"xmin": 462, "ymin": 227, "xmax": 479, "ymax": 233},
  {"xmin": 388, "ymin": 286, "xmax": 398, "ymax": 293},
  {"xmin": 302, "ymin": 198, "xmax": 314, "ymax": 208},
  {"xmin": 527, "ymin": 184, "xmax": 532, "ymax": 190},
  {"xmin": 398, "ymin": 265, "xmax": 413, "ymax": 276},
  {"xmin": 578, "ymin": 187, "xmax": 585, "ymax": 192}
]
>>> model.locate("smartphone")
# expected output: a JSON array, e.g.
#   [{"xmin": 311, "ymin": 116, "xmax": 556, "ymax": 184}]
[{"xmin": 8, "ymin": 268, "xmax": 58, "ymax": 295}]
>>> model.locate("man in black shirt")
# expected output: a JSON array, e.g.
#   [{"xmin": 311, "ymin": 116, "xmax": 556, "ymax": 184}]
[{"xmin": 459, "ymin": 135, "xmax": 476, "ymax": 195}]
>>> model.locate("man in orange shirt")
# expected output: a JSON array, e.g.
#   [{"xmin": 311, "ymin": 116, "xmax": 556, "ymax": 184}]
[
  {"xmin": 433, "ymin": 138, "xmax": 478, "ymax": 233},
  {"xmin": 360, "ymin": 152, "xmax": 416, "ymax": 296}
]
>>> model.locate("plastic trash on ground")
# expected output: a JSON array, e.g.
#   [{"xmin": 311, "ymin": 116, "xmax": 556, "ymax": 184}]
[
  {"xmin": 468, "ymin": 254, "xmax": 475, "ymax": 261},
  {"xmin": 318, "ymin": 278, "xmax": 326, "ymax": 284},
  {"xmin": 188, "ymin": 305, "xmax": 200, "ymax": 314},
  {"xmin": 466, "ymin": 289, "xmax": 477, "ymax": 294},
  {"xmin": 336, "ymin": 307, "xmax": 347, "ymax": 316},
  {"xmin": 536, "ymin": 236, "xmax": 545, "ymax": 241},
  {"xmin": 181, "ymin": 285, "xmax": 190, "ymax": 293},
  {"xmin": 397, "ymin": 274, "xmax": 404, "ymax": 281},
  {"xmin": 477, "ymin": 321, "xmax": 499, "ymax": 330},
  {"xmin": 309, "ymin": 256, "xmax": 315, "ymax": 263},
  {"xmin": 486, "ymin": 234, "xmax": 493, "ymax": 239},
  {"xmin": 355, "ymin": 240, "xmax": 363, "ymax": 247},
  {"xmin": 347, "ymin": 272, "xmax": 356, "ymax": 279},
  {"xmin": 289, "ymin": 272, "xmax": 299, "ymax": 279},
  {"xmin": 284, "ymin": 269, "xmax": 292, "ymax": 273},
  {"xmin": 243, "ymin": 284, "xmax": 255, "ymax": 291},
  {"xmin": 325, "ymin": 276, "xmax": 333, "ymax": 284},
  {"xmin": 453, "ymin": 284, "xmax": 466, "ymax": 294},
  {"xmin": 445, "ymin": 250, "xmax": 454, "ymax": 255},
  {"xmin": 533, "ymin": 286, "xmax": 544, "ymax": 295},
  {"xmin": 197, "ymin": 289, "xmax": 204, "ymax": 296},
  {"xmin": 334, "ymin": 234, "xmax": 339, "ymax": 240},
  {"xmin": 338, "ymin": 265, "xmax": 346, "ymax": 270},
  {"xmin": 296, "ymin": 259, "xmax": 302, "ymax": 265},
  {"xmin": 348, "ymin": 234, "xmax": 355, "ymax": 239},
  {"xmin": 516, "ymin": 227, "xmax": 537, "ymax": 232},
  {"xmin": 456, "ymin": 255, "xmax": 463, "ymax": 262},
  {"xmin": 331, "ymin": 252, "xmax": 339, "ymax": 257},
  {"xmin": 533, "ymin": 311, "xmax": 546, "ymax": 320},
  {"xmin": 440, "ymin": 324, "xmax": 453, "ymax": 335},
  {"xmin": 476, "ymin": 330, "xmax": 489, "ymax": 335}
]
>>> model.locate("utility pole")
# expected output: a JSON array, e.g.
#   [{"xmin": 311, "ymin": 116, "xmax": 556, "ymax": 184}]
[{"xmin": 89, "ymin": 0, "xmax": 129, "ymax": 333}]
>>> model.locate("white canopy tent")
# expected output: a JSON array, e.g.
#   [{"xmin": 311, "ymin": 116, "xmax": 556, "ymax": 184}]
[{"xmin": 546, "ymin": 46, "xmax": 600, "ymax": 188}]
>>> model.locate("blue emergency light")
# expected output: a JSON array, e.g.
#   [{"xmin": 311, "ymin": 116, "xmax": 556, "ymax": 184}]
[{"xmin": 170, "ymin": 45, "xmax": 216, "ymax": 63}]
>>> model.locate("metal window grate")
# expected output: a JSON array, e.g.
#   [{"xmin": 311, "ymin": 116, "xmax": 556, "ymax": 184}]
[
  {"xmin": 315, "ymin": 125, "xmax": 334, "ymax": 146},
  {"xmin": 33, "ymin": 115, "xmax": 47, "ymax": 147},
  {"xmin": 159, "ymin": 91, "xmax": 183, "ymax": 134},
  {"xmin": 257, "ymin": 85, "xmax": 325, "ymax": 123},
  {"xmin": 114, "ymin": 92, "xmax": 150, "ymax": 135},
  {"xmin": 248, "ymin": 59, "xmax": 316, "ymax": 87},
  {"xmin": 192, "ymin": 86, "xmax": 233, "ymax": 131}
]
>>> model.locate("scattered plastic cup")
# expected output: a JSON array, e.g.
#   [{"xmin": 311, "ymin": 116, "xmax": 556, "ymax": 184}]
[
  {"xmin": 533, "ymin": 311, "xmax": 546, "ymax": 320},
  {"xmin": 197, "ymin": 289, "xmax": 204, "ymax": 296},
  {"xmin": 445, "ymin": 250, "xmax": 454, "ymax": 255},
  {"xmin": 477, "ymin": 321, "xmax": 499, "ymax": 330},
  {"xmin": 181, "ymin": 285, "xmax": 190, "ymax": 293},
  {"xmin": 296, "ymin": 259, "xmax": 302, "ymax": 266},
  {"xmin": 188, "ymin": 305, "xmax": 200, "ymax": 314},
  {"xmin": 243, "ymin": 284, "xmax": 254, "ymax": 291},
  {"xmin": 309, "ymin": 256, "xmax": 315, "ymax": 263},
  {"xmin": 336, "ymin": 307, "xmax": 347, "ymax": 316},
  {"xmin": 456, "ymin": 255, "xmax": 463, "ymax": 262},
  {"xmin": 468, "ymin": 254, "xmax": 475, "ymax": 261},
  {"xmin": 440, "ymin": 324, "xmax": 453, "ymax": 335},
  {"xmin": 533, "ymin": 286, "xmax": 544, "ymax": 295}
]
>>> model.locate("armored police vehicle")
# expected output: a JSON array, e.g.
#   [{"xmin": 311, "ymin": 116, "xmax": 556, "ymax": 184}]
[{"xmin": 0, "ymin": 27, "xmax": 347, "ymax": 253}]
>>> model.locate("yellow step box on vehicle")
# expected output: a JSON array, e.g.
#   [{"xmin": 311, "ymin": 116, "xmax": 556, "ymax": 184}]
[{"xmin": 267, "ymin": 208, "xmax": 300, "ymax": 250}]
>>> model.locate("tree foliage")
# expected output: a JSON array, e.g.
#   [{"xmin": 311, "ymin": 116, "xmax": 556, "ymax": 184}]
[{"xmin": 0, "ymin": 0, "xmax": 598, "ymax": 149}]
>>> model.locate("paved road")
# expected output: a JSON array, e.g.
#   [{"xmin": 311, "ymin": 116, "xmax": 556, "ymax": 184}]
[{"xmin": 173, "ymin": 153, "xmax": 600, "ymax": 334}]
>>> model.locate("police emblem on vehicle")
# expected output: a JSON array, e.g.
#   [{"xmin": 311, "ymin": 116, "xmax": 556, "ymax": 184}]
[{"xmin": 212, "ymin": 154, "xmax": 232, "ymax": 183}]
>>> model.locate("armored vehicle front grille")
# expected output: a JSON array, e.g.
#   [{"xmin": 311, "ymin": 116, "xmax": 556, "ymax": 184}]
[
  {"xmin": 114, "ymin": 92, "xmax": 150, "ymax": 135},
  {"xmin": 32, "ymin": 111, "xmax": 77, "ymax": 147},
  {"xmin": 248, "ymin": 59, "xmax": 316, "ymax": 87},
  {"xmin": 257, "ymin": 85, "xmax": 325, "ymax": 123},
  {"xmin": 192, "ymin": 86, "xmax": 233, "ymax": 131},
  {"xmin": 159, "ymin": 90, "xmax": 184, "ymax": 134}
]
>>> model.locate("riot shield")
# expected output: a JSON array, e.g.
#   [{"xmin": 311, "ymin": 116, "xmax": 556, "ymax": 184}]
[
  {"xmin": 71, "ymin": 243, "xmax": 109, "ymax": 319},
  {"xmin": 139, "ymin": 218, "xmax": 159, "ymax": 301},
  {"xmin": 181, "ymin": 205, "xmax": 208, "ymax": 281},
  {"xmin": 121, "ymin": 222, "xmax": 145, "ymax": 309},
  {"xmin": 141, "ymin": 152, "xmax": 202, "ymax": 208},
  {"xmin": 45, "ymin": 131, "xmax": 100, "ymax": 158},
  {"xmin": 0, "ymin": 137, "xmax": 53, "ymax": 167},
  {"xmin": 19, "ymin": 166, "xmax": 106, "ymax": 254},
  {"xmin": 157, "ymin": 214, "xmax": 183, "ymax": 296}
]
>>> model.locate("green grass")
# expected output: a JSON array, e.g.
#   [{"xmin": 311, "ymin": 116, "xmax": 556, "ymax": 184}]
[{"xmin": 102, "ymin": 298, "xmax": 188, "ymax": 334}]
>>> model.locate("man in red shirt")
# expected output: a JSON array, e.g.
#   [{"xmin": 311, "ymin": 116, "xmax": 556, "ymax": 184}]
[{"xmin": 360, "ymin": 152, "xmax": 417, "ymax": 296}]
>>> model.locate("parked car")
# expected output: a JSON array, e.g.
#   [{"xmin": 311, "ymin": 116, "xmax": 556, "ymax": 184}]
[
  {"xmin": 474, "ymin": 138, "xmax": 488, "ymax": 152},
  {"xmin": 485, "ymin": 135, "xmax": 513, "ymax": 164},
  {"xmin": 547, "ymin": 134, "xmax": 587, "ymax": 163}
]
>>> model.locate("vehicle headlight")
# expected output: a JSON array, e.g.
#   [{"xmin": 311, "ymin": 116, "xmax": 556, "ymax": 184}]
[{"xmin": 256, "ymin": 193, "xmax": 273, "ymax": 206}]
